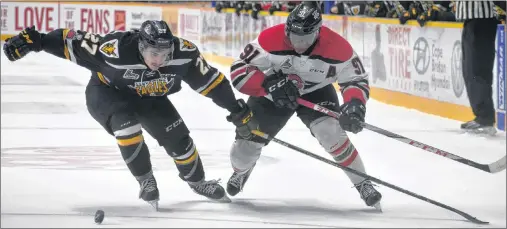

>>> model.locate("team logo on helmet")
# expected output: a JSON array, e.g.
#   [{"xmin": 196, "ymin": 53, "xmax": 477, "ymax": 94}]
[
  {"xmin": 312, "ymin": 10, "xmax": 320, "ymax": 19},
  {"xmin": 297, "ymin": 6, "xmax": 310, "ymax": 18},
  {"xmin": 144, "ymin": 24, "xmax": 152, "ymax": 34}
]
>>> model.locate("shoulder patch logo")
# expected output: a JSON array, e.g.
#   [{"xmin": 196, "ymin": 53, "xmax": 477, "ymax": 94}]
[
  {"xmin": 65, "ymin": 29, "xmax": 76, "ymax": 39},
  {"xmin": 281, "ymin": 58, "xmax": 292, "ymax": 69},
  {"xmin": 123, "ymin": 69, "xmax": 140, "ymax": 80},
  {"xmin": 179, "ymin": 38, "xmax": 196, "ymax": 51},
  {"xmin": 99, "ymin": 39, "xmax": 119, "ymax": 58}
]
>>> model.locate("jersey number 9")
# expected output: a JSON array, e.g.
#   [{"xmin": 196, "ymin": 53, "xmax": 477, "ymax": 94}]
[
  {"xmin": 239, "ymin": 44, "xmax": 260, "ymax": 64},
  {"xmin": 351, "ymin": 57, "xmax": 366, "ymax": 75}
]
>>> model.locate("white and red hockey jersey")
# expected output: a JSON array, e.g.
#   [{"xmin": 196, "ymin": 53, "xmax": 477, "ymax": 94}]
[{"xmin": 230, "ymin": 24, "xmax": 370, "ymax": 105}]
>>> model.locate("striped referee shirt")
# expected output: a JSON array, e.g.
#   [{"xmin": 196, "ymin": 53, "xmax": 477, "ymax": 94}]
[{"xmin": 455, "ymin": 1, "xmax": 496, "ymax": 20}]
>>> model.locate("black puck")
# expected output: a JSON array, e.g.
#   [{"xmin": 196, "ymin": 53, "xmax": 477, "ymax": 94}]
[{"xmin": 94, "ymin": 210, "xmax": 105, "ymax": 224}]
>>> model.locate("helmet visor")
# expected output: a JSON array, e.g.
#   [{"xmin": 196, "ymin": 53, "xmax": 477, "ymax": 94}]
[{"xmin": 286, "ymin": 30, "xmax": 318, "ymax": 54}]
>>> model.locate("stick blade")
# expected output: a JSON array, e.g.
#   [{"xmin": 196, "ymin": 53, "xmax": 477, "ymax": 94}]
[
  {"xmin": 488, "ymin": 155, "xmax": 506, "ymax": 173},
  {"xmin": 467, "ymin": 217, "xmax": 489, "ymax": 225}
]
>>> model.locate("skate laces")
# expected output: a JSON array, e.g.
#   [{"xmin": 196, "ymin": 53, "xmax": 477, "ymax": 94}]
[
  {"xmin": 229, "ymin": 172, "xmax": 245, "ymax": 188},
  {"xmin": 353, "ymin": 180, "xmax": 378, "ymax": 199},
  {"xmin": 140, "ymin": 177, "xmax": 157, "ymax": 193},
  {"xmin": 194, "ymin": 179, "xmax": 221, "ymax": 195}
]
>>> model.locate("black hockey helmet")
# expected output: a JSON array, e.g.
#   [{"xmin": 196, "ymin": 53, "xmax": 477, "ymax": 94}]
[
  {"xmin": 138, "ymin": 20, "xmax": 174, "ymax": 69},
  {"xmin": 284, "ymin": 1, "xmax": 323, "ymax": 53},
  {"xmin": 139, "ymin": 20, "xmax": 174, "ymax": 49}
]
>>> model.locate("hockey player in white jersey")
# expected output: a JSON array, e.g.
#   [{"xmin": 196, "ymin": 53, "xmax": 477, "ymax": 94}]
[{"xmin": 225, "ymin": 1, "xmax": 382, "ymax": 209}]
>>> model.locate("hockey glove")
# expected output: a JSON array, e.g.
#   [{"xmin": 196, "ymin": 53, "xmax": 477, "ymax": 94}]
[
  {"xmin": 3, "ymin": 26, "xmax": 43, "ymax": 61},
  {"xmin": 262, "ymin": 70, "xmax": 300, "ymax": 110},
  {"xmin": 338, "ymin": 98, "xmax": 366, "ymax": 134},
  {"xmin": 226, "ymin": 99, "xmax": 259, "ymax": 140}
]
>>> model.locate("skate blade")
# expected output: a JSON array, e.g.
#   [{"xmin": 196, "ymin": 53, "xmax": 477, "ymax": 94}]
[
  {"xmin": 461, "ymin": 128, "xmax": 497, "ymax": 137},
  {"xmin": 209, "ymin": 195, "xmax": 232, "ymax": 203},
  {"xmin": 147, "ymin": 200, "xmax": 159, "ymax": 211},
  {"xmin": 373, "ymin": 202, "xmax": 382, "ymax": 212}
]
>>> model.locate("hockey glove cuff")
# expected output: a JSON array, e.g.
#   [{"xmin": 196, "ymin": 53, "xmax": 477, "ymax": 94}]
[
  {"xmin": 338, "ymin": 98, "xmax": 366, "ymax": 134},
  {"xmin": 226, "ymin": 99, "xmax": 259, "ymax": 140},
  {"xmin": 3, "ymin": 26, "xmax": 43, "ymax": 61}
]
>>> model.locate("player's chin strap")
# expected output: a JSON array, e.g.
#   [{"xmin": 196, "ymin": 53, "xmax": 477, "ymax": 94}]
[
  {"xmin": 250, "ymin": 129, "xmax": 488, "ymax": 225},
  {"xmin": 296, "ymin": 98, "xmax": 506, "ymax": 174}
]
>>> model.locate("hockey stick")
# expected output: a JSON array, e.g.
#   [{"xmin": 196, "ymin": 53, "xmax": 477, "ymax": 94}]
[
  {"xmin": 296, "ymin": 98, "xmax": 507, "ymax": 174},
  {"xmin": 250, "ymin": 130, "xmax": 488, "ymax": 224}
]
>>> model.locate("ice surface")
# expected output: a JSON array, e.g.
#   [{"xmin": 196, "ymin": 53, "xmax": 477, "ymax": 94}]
[{"xmin": 1, "ymin": 49, "xmax": 505, "ymax": 228}]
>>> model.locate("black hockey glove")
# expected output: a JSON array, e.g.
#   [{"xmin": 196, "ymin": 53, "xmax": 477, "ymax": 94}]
[
  {"xmin": 226, "ymin": 99, "xmax": 259, "ymax": 140},
  {"xmin": 3, "ymin": 26, "xmax": 43, "ymax": 61},
  {"xmin": 262, "ymin": 70, "xmax": 300, "ymax": 110},
  {"xmin": 338, "ymin": 98, "xmax": 366, "ymax": 134}
]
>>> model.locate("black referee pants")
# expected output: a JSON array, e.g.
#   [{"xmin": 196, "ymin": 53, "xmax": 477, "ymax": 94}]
[{"xmin": 461, "ymin": 18, "xmax": 498, "ymax": 125}]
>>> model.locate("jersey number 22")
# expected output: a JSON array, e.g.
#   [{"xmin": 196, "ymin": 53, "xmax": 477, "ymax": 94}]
[{"xmin": 81, "ymin": 32, "xmax": 100, "ymax": 55}]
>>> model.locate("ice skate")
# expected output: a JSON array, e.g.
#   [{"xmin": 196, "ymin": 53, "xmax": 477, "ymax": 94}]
[
  {"xmin": 460, "ymin": 120, "xmax": 497, "ymax": 136},
  {"xmin": 355, "ymin": 179, "xmax": 382, "ymax": 212},
  {"xmin": 138, "ymin": 175, "xmax": 160, "ymax": 211},
  {"xmin": 189, "ymin": 179, "xmax": 231, "ymax": 203},
  {"xmin": 226, "ymin": 166, "xmax": 254, "ymax": 196}
]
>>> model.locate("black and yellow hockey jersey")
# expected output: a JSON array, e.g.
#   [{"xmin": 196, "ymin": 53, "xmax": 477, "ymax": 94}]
[{"xmin": 40, "ymin": 28, "xmax": 240, "ymax": 112}]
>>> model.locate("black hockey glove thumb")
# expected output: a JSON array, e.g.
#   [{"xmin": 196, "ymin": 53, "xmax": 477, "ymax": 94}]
[
  {"xmin": 3, "ymin": 26, "xmax": 43, "ymax": 61},
  {"xmin": 226, "ymin": 99, "xmax": 259, "ymax": 140},
  {"xmin": 338, "ymin": 98, "xmax": 366, "ymax": 134}
]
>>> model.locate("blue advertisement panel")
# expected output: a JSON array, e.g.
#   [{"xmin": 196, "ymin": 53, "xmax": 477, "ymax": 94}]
[{"xmin": 496, "ymin": 24, "xmax": 506, "ymax": 131}]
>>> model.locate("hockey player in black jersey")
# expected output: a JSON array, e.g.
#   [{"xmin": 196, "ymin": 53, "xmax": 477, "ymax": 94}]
[{"xmin": 3, "ymin": 20, "xmax": 258, "ymax": 209}]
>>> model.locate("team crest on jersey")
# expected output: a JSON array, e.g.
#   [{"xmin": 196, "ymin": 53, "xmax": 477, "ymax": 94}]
[
  {"xmin": 129, "ymin": 77, "xmax": 175, "ymax": 96},
  {"xmin": 287, "ymin": 74, "xmax": 304, "ymax": 90},
  {"xmin": 99, "ymin": 39, "xmax": 119, "ymax": 58},
  {"xmin": 179, "ymin": 38, "xmax": 196, "ymax": 51}
]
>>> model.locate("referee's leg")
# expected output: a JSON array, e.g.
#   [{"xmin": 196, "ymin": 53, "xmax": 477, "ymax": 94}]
[{"xmin": 461, "ymin": 18, "xmax": 498, "ymax": 134}]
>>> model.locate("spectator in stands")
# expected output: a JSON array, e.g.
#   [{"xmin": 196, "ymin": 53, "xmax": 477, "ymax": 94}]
[
  {"xmin": 416, "ymin": 1, "xmax": 456, "ymax": 26},
  {"xmin": 328, "ymin": 1, "xmax": 456, "ymax": 27},
  {"xmin": 329, "ymin": 1, "xmax": 404, "ymax": 18},
  {"xmin": 330, "ymin": 1, "xmax": 369, "ymax": 16},
  {"xmin": 215, "ymin": 1, "xmax": 313, "ymax": 19},
  {"xmin": 455, "ymin": 1, "xmax": 506, "ymax": 135}
]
